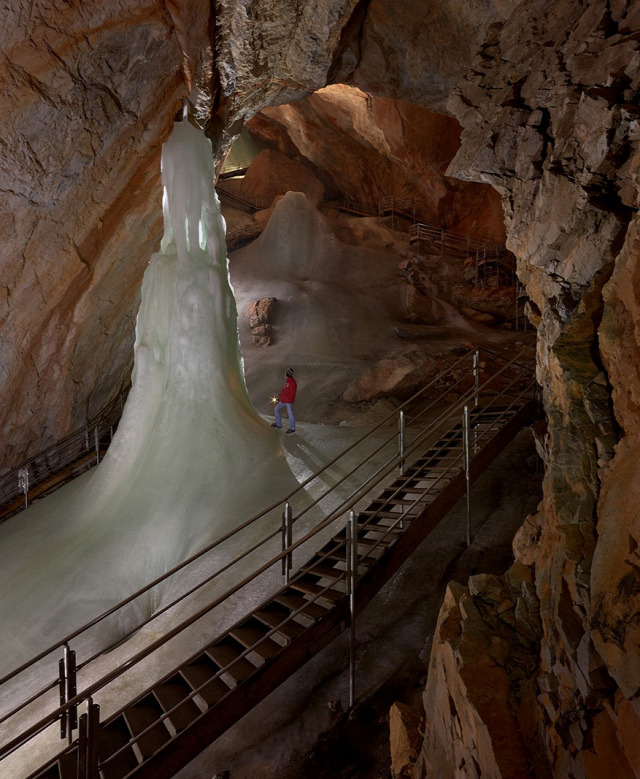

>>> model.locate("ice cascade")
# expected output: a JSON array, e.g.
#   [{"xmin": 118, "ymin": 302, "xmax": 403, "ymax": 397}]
[{"xmin": 0, "ymin": 120, "xmax": 295, "ymax": 672}]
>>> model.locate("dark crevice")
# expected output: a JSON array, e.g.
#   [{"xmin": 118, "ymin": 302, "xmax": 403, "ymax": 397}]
[{"xmin": 326, "ymin": 0, "xmax": 371, "ymax": 85}]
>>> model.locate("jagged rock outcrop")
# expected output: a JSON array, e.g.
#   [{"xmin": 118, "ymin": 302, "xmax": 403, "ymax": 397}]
[
  {"xmin": 247, "ymin": 296, "xmax": 276, "ymax": 347},
  {"xmin": 420, "ymin": 0, "xmax": 640, "ymax": 775},
  {"xmin": 417, "ymin": 572, "xmax": 542, "ymax": 778},
  {"xmin": 343, "ymin": 350, "xmax": 436, "ymax": 403},
  {"xmin": 389, "ymin": 701, "xmax": 424, "ymax": 779},
  {"xmin": 247, "ymin": 85, "xmax": 506, "ymax": 237}
]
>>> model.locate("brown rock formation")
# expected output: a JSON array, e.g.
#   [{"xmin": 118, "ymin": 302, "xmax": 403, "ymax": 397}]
[
  {"xmin": 389, "ymin": 701, "xmax": 424, "ymax": 779},
  {"xmin": 247, "ymin": 296, "xmax": 276, "ymax": 347},
  {"xmin": 0, "ymin": 1, "xmax": 197, "ymax": 469},
  {"xmin": 241, "ymin": 149, "xmax": 324, "ymax": 206},
  {"xmin": 248, "ymin": 85, "xmax": 506, "ymax": 238},
  {"xmin": 418, "ymin": 572, "xmax": 542, "ymax": 779},
  {"xmin": 343, "ymin": 351, "xmax": 435, "ymax": 403},
  {"xmin": 420, "ymin": 0, "xmax": 640, "ymax": 775}
]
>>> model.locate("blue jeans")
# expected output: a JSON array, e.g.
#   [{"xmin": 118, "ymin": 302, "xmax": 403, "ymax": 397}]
[{"xmin": 275, "ymin": 402, "xmax": 295, "ymax": 431}]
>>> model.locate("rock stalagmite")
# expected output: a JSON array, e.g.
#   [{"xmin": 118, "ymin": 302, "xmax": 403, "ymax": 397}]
[{"xmin": 247, "ymin": 297, "xmax": 276, "ymax": 347}]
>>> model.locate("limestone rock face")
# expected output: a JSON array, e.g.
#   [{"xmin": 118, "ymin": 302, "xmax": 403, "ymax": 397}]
[
  {"xmin": 420, "ymin": 0, "xmax": 640, "ymax": 775},
  {"xmin": 343, "ymin": 351, "xmax": 435, "ymax": 403},
  {"xmin": 389, "ymin": 701, "xmax": 423, "ymax": 779},
  {"xmin": 241, "ymin": 149, "xmax": 324, "ymax": 206},
  {"xmin": 248, "ymin": 85, "xmax": 506, "ymax": 238},
  {"xmin": 332, "ymin": 0, "xmax": 522, "ymax": 112},
  {"xmin": 418, "ymin": 574, "xmax": 541, "ymax": 779}
]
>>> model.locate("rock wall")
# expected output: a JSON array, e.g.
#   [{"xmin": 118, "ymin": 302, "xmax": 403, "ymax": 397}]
[
  {"xmin": 419, "ymin": 0, "xmax": 640, "ymax": 775},
  {"xmin": 247, "ymin": 85, "xmax": 506, "ymax": 238}
]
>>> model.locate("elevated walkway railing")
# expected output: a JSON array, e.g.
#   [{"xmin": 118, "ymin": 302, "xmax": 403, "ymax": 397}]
[
  {"xmin": 0, "ymin": 347, "xmax": 537, "ymax": 778},
  {"xmin": 0, "ymin": 388, "xmax": 129, "ymax": 520},
  {"xmin": 333, "ymin": 196, "xmax": 508, "ymax": 265},
  {"xmin": 215, "ymin": 180, "xmax": 268, "ymax": 213},
  {"xmin": 335, "ymin": 199, "xmax": 378, "ymax": 218},
  {"xmin": 409, "ymin": 222, "xmax": 491, "ymax": 259}
]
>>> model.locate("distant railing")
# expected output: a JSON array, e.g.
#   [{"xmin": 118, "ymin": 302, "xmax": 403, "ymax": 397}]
[
  {"xmin": 409, "ymin": 222, "xmax": 491, "ymax": 259},
  {"xmin": 219, "ymin": 156, "xmax": 254, "ymax": 178},
  {"xmin": 379, "ymin": 196, "xmax": 426, "ymax": 226},
  {"xmin": 335, "ymin": 199, "xmax": 378, "ymax": 217},
  {"xmin": 215, "ymin": 180, "xmax": 268, "ymax": 213},
  {"xmin": 0, "ymin": 388, "xmax": 129, "ymax": 519}
]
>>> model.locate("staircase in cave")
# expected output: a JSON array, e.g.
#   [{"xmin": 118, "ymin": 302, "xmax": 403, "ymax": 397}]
[{"xmin": 22, "ymin": 386, "xmax": 536, "ymax": 779}]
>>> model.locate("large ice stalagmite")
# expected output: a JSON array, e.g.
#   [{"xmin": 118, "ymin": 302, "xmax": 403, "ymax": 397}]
[{"xmin": 0, "ymin": 120, "xmax": 295, "ymax": 673}]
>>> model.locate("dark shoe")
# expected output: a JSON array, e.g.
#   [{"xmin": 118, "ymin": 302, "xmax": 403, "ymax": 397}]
[
  {"xmin": 271, "ymin": 423, "xmax": 281, "ymax": 428},
  {"xmin": 285, "ymin": 429, "xmax": 295, "ymax": 435}
]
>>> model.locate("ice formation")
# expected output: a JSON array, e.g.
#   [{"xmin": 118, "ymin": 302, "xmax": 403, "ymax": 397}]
[{"xmin": 0, "ymin": 120, "xmax": 298, "ymax": 674}]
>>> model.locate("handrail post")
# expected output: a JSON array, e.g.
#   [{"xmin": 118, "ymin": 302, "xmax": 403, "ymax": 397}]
[
  {"xmin": 347, "ymin": 510, "xmax": 357, "ymax": 710},
  {"xmin": 18, "ymin": 467, "xmax": 29, "ymax": 509},
  {"xmin": 463, "ymin": 406, "xmax": 471, "ymax": 548},
  {"xmin": 281, "ymin": 501, "xmax": 293, "ymax": 583},
  {"xmin": 78, "ymin": 697, "xmax": 100, "ymax": 778},
  {"xmin": 398, "ymin": 410, "xmax": 405, "ymax": 475},
  {"xmin": 94, "ymin": 426, "xmax": 100, "ymax": 466},
  {"xmin": 59, "ymin": 644, "xmax": 77, "ymax": 743},
  {"xmin": 473, "ymin": 350, "xmax": 480, "ymax": 408}
]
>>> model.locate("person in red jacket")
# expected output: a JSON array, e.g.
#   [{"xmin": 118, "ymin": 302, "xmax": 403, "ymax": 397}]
[{"xmin": 272, "ymin": 368, "xmax": 297, "ymax": 434}]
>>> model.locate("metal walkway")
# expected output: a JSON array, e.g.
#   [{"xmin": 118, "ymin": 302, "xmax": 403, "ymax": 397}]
[{"xmin": 0, "ymin": 348, "xmax": 537, "ymax": 779}]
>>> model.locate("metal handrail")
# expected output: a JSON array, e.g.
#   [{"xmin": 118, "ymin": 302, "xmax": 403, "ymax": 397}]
[
  {"xmin": 0, "ymin": 349, "xmax": 474, "ymax": 694},
  {"xmin": 0, "ymin": 387, "xmax": 129, "ymax": 515},
  {"xmin": 0, "ymin": 347, "xmax": 535, "ymax": 771},
  {"xmin": 409, "ymin": 222, "xmax": 487, "ymax": 250},
  {"xmin": 215, "ymin": 180, "xmax": 268, "ymax": 211}
]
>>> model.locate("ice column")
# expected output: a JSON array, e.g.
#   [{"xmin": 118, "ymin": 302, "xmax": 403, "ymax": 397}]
[{"xmin": 0, "ymin": 120, "xmax": 295, "ymax": 671}]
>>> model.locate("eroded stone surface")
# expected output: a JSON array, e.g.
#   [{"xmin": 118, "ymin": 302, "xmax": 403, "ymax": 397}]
[
  {"xmin": 248, "ymin": 85, "xmax": 507, "ymax": 238},
  {"xmin": 0, "ymin": 1, "xmax": 192, "ymax": 468},
  {"xmin": 420, "ymin": 0, "xmax": 640, "ymax": 775},
  {"xmin": 241, "ymin": 149, "xmax": 324, "ymax": 206}
]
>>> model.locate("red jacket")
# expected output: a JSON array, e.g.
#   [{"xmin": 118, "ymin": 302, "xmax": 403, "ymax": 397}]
[{"xmin": 279, "ymin": 376, "xmax": 297, "ymax": 403}]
